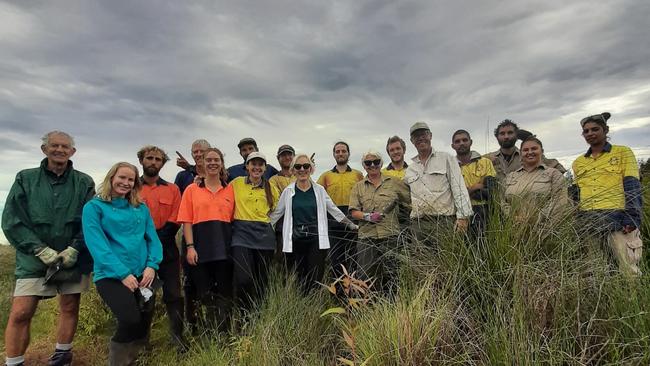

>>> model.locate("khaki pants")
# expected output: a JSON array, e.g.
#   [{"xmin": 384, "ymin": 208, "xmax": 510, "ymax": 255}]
[{"xmin": 608, "ymin": 229, "xmax": 643, "ymax": 276}]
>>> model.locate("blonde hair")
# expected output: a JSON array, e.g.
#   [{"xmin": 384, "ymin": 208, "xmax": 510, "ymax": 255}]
[
  {"xmin": 290, "ymin": 153, "xmax": 314, "ymax": 174},
  {"xmin": 97, "ymin": 162, "xmax": 142, "ymax": 207}
]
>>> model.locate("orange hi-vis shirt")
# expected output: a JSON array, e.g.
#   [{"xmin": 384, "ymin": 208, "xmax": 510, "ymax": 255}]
[{"xmin": 140, "ymin": 178, "xmax": 182, "ymax": 230}]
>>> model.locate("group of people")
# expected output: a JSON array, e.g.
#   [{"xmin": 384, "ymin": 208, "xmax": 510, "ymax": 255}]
[{"xmin": 2, "ymin": 112, "xmax": 643, "ymax": 366}]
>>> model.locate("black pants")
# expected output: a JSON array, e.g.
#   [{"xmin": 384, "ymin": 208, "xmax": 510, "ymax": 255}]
[
  {"xmin": 181, "ymin": 237, "xmax": 199, "ymax": 329},
  {"xmin": 96, "ymin": 278, "xmax": 155, "ymax": 343},
  {"xmin": 158, "ymin": 234, "xmax": 184, "ymax": 338},
  {"xmin": 357, "ymin": 237, "xmax": 399, "ymax": 293},
  {"xmin": 187, "ymin": 260, "xmax": 233, "ymax": 328},
  {"xmin": 469, "ymin": 205, "xmax": 488, "ymax": 241},
  {"xmin": 327, "ymin": 215, "xmax": 357, "ymax": 280},
  {"xmin": 232, "ymin": 246, "xmax": 274, "ymax": 308},
  {"xmin": 286, "ymin": 237, "xmax": 326, "ymax": 293}
]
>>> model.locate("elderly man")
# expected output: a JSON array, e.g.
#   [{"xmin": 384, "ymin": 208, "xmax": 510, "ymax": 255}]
[
  {"xmin": 2, "ymin": 131, "xmax": 95, "ymax": 366},
  {"xmin": 138, "ymin": 145, "xmax": 185, "ymax": 351},
  {"xmin": 174, "ymin": 139, "xmax": 211, "ymax": 194},
  {"xmin": 404, "ymin": 122, "xmax": 473, "ymax": 245}
]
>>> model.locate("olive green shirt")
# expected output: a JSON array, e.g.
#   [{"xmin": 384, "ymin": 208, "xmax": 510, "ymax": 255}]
[{"xmin": 349, "ymin": 175, "xmax": 411, "ymax": 239}]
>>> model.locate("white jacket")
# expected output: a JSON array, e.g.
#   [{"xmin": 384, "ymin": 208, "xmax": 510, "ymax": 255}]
[{"xmin": 270, "ymin": 181, "xmax": 348, "ymax": 253}]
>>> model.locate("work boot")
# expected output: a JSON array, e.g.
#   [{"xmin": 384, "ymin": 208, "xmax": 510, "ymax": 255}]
[{"xmin": 47, "ymin": 350, "xmax": 72, "ymax": 366}]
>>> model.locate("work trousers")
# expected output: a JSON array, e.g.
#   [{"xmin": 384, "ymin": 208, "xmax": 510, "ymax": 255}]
[
  {"xmin": 286, "ymin": 237, "xmax": 327, "ymax": 293},
  {"xmin": 96, "ymin": 278, "xmax": 155, "ymax": 343},
  {"xmin": 158, "ymin": 234, "xmax": 184, "ymax": 338},
  {"xmin": 232, "ymin": 246, "xmax": 274, "ymax": 308}
]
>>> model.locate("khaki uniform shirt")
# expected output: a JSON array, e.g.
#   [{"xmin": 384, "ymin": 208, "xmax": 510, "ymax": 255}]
[
  {"xmin": 349, "ymin": 175, "xmax": 411, "ymax": 239},
  {"xmin": 503, "ymin": 164, "xmax": 569, "ymax": 220},
  {"xmin": 486, "ymin": 148, "xmax": 566, "ymax": 181},
  {"xmin": 404, "ymin": 150, "xmax": 473, "ymax": 219}
]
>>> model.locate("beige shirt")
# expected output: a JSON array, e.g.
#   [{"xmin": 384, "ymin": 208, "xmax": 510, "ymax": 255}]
[
  {"xmin": 503, "ymin": 164, "xmax": 569, "ymax": 220},
  {"xmin": 404, "ymin": 149, "xmax": 473, "ymax": 219},
  {"xmin": 349, "ymin": 175, "xmax": 411, "ymax": 239},
  {"xmin": 486, "ymin": 147, "xmax": 567, "ymax": 181}
]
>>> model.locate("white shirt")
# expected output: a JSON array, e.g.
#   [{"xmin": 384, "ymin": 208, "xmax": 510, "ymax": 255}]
[
  {"xmin": 404, "ymin": 149, "xmax": 473, "ymax": 219},
  {"xmin": 269, "ymin": 181, "xmax": 347, "ymax": 253}
]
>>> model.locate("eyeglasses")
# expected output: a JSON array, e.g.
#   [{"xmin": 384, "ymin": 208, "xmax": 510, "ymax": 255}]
[
  {"xmin": 580, "ymin": 114, "xmax": 606, "ymax": 127},
  {"xmin": 363, "ymin": 159, "xmax": 381, "ymax": 167},
  {"xmin": 293, "ymin": 163, "xmax": 311, "ymax": 171}
]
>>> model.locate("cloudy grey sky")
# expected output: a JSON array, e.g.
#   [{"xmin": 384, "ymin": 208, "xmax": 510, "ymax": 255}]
[{"xmin": 1, "ymin": 0, "xmax": 649, "ymax": 241}]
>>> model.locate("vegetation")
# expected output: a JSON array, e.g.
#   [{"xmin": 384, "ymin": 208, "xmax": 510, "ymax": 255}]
[{"xmin": 1, "ymin": 180, "xmax": 649, "ymax": 365}]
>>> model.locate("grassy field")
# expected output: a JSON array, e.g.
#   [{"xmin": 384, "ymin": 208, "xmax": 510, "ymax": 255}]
[{"xmin": 1, "ymin": 185, "xmax": 649, "ymax": 365}]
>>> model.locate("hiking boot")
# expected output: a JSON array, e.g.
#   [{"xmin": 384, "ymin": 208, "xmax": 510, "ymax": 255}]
[{"xmin": 47, "ymin": 350, "xmax": 72, "ymax": 366}]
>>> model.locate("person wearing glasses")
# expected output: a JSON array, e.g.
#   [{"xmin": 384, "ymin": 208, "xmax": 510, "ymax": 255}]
[
  {"xmin": 404, "ymin": 122, "xmax": 473, "ymax": 245},
  {"xmin": 349, "ymin": 151, "xmax": 410, "ymax": 290},
  {"xmin": 270, "ymin": 154, "xmax": 357, "ymax": 292},
  {"xmin": 572, "ymin": 112, "xmax": 643, "ymax": 275}
]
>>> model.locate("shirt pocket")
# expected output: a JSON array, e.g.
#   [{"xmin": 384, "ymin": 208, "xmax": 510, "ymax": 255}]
[{"xmin": 423, "ymin": 169, "xmax": 448, "ymax": 192}]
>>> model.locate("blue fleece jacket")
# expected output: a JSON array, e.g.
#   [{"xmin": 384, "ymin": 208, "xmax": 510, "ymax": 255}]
[{"xmin": 82, "ymin": 197, "xmax": 162, "ymax": 282}]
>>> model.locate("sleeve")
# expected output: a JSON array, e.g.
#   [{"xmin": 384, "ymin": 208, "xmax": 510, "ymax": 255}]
[
  {"xmin": 81, "ymin": 201, "xmax": 131, "ymax": 280},
  {"xmin": 348, "ymin": 183, "xmax": 362, "ymax": 213},
  {"xmin": 270, "ymin": 188, "xmax": 288, "ymax": 227},
  {"xmin": 446, "ymin": 155, "xmax": 474, "ymax": 219},
  {"xmin": 176, "ymin": 185, "xmax": 195, "ymax": 224},
  {"xmin": 396, "ymin": 178, "xmax": 412, "ymax": 212},
  {"xmin": 70, "ymin": 177, "xmax": 97, "ymax": 252},
  {"xmin": 224, "ymin": 183, "xmax": 236, "ymax": 222},
  {"xmin": 316, "ymin": 173, "xmax": 326, "ymax": 187},
  {"xmin": 621, "ymin": 147, "xmax": 642, "ymax": 228},
  {"xmin": 324, "ymin": 188, "xmax": 347, "ymax": 222},
  {"xmin": 157, "ymin": 184, "xmax": 182, "ymax": 238},
  {"xmin": 1, "ymin": 172, "xmax": 46, "ymax": 254},
  {"xmin": 548, "ymin": 169, "xmax": 570, "ymax": 218},
  {"xmin": 142, "ymin": 207, "xmax": 163, "ymax": 270}
]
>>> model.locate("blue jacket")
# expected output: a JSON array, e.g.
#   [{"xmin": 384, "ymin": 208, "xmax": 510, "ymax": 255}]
[{"xmin": 82, "ymin": 197, "xmax": 162, "ymax": 282}]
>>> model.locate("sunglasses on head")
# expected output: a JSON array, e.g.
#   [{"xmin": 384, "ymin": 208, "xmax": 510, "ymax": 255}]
[
  {"xmin": 580, "ymin": 114, "xmax": 606, "ymax": 127},
  {"xmin": 363, "ymin": 159, "xmax": 381, "ymax": 167},
  {"xmin": 293, "ymin": 163, "xmax": 311, "ymax": 171}
]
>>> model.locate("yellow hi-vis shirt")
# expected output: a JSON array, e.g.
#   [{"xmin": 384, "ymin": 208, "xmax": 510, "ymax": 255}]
[
  {"xmin": 459, "ymin": 153, "xmax": 496, "ymax": 206},
  {"xmin": 229, "ymin": 176, "xmax": 279, "ymax": 223},
  {"xmin": 572, "ymin": 143, "xmax": 639, "ymax": 211},
  {"xmin": 381, "ymin": 162, "xmax": 408, "ymax": 180},
  {"xmin": 317, "ymin": 165, "xmax": 363, "ymax": 207}
]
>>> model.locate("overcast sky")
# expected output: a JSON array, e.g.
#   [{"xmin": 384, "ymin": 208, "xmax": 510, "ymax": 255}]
[{"xmin": 1, "ymin": 0, "xmax": 649, "ymax": 242}]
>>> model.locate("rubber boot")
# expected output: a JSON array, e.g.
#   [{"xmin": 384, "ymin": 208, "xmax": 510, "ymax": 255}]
[{"xmin": 108, "ymin": 340, "xmax": 143, "ymax": 366}]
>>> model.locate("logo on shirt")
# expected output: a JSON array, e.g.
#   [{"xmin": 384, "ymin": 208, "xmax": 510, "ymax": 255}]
[{"xmin": 609, "ymin": 157, "xmax": 619, "ymax": 166}]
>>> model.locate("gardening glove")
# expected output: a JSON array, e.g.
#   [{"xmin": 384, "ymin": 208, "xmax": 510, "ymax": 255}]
[
  {"xmin": 363, "ymin": 212, "xmax": 383, "ymax": 223},
  {"xmin": 35, "ymin": 247, "xmax": 59, "ymax": 266},
  {"xmin": 344, "ymin": 221, "xmax": 359, "ymax": 231},
  {"xmin": 57, "ymin": 246, "xmax": 79, "ymax": 269}
]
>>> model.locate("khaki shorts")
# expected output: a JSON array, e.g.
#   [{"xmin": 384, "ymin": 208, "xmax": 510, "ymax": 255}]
[{"xmin": 13, "ymin": 275, "xmax": 91, "ymax": 298}]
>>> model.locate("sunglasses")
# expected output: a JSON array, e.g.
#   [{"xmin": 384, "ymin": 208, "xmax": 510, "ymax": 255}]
[
  {"xmin": 293, "ymin": 163, "xmax": 311, "ymax": 171},
  {"xmin": 363, "ymin": 159, "xmax": 381, "ymax": 167}
]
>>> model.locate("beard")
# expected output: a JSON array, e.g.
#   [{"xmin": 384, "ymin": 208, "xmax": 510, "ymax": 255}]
[
  {"xmin": 143, "ymin": 166, "xmax": 160, "ymax": 177},
  {"xmin": 499, "ymin": 139, "xmax": 516, "ymax": 149}
]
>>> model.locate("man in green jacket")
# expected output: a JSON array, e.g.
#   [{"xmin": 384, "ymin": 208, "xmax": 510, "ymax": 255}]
[{"xmin": 2, "ymin": 131, "xmax": 95, "ymax": 366}]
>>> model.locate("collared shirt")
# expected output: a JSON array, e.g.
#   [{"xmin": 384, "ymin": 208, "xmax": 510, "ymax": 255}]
[
  {"xmin": 572, "ymin": 143, "xmax": 639, "ymax": 211},
  {"xmin": 458, "ymin": 151, "xmax": 496, "ymax": 206},
  {"xmin": 269, "ymin": 173, "xmax": 295, "ymax": 195},
  {"xmin": 226, "ymin": 162, "xmax": 279, "ymax": 183},
  {"xmin": 1, "ymin": 159, "xmax": 95, "ymax": 279},
  {"xmin": 349, "ymin": 175, "xmax": 411, "ymax": 239},
  {"xmin": 140, "ymin": 177, "xmax": 182, "ymax": 230},
  {"xmin": 229, "ymin": 176, "xmax": 279, "ymax": 250},
  {"xmin": 486, "ymin": 148, "xmax": 566, "ymax": 181},
  {"xmin": 404, "ymin": 149, "xmax": 473, "ymax": 219},
  {"xmin": 176, "ymin": 182, "xmax": 235, "ymax": 262},
  {"xmin": 316, "ymin": 165, "xmax": 363, "ymax": 207},
  {"xmin": 503, "ymin": 164, "xmax": 569, "ymax": 218},
  {"xmin": 381, "ymin": 162, "xmax": 409, "ymax": 180}
]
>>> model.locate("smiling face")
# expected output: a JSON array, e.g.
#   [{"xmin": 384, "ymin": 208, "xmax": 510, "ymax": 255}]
[
  {"xmin": 191, "ymin": 143, "xmax": 208, "ymax": 165},
  {"xmin": 520, "ymin": 140, "xmax": 543, "ymax": 166},
  {"xmin": 451, "ymin": 132, "xmax": 472, "ymax": 155},
  {"xmin": 111, "ymin": 166, "xmax": 137, "ymax": 198},
  {"xmin": 362, "ymin": 154, "xmax": 382, "ymax": 175},
  {"xmin": 246, "ymin": 158, "xmax": 266, "ymax": 180},
  {"xmin": 410, "ymin": 129, "xmax": 432, "ymax": 153},
  {"xmin": 41, "ymin": 133, "xmax": 76, "ymax": 166},
  {"xmin": 581, "ymin": 121, "xmax": 608, "ymax": 147},
  {"xmin": 386, "ymin": 141, "xmax": 405, "ymax": 164},
  {"xmin": 292, "ymin": 156, "xmax": 313, "ymax": 182},
  {"xmin": 203, "ymin": 150, "xmax": 223, "ymax": 177},
  {"xmin": 278, "ymin": 151, "xmax": 294, "ymax": 170}
]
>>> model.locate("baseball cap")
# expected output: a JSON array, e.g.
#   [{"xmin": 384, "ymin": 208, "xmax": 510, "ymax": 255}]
[
  {"xmin": 245, "ymin": 151, "xmax": 267, "ymax": 164},
  {"xmin": 409, "ymin": 121, "xmax": 430, "ymax": 135},
  {"xmin": 277, "ymin": 144, "xmax": 295, "ymax": 156},
  {"xmin": 237, "ymin": 137, "xmax": 258, "ymax": 149}
]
